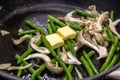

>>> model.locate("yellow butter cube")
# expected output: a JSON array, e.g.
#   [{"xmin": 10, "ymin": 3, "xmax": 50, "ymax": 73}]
[
  {"xmin": 45, "ymin": 33, "xmax": 64, "ymax": 49},
  {"xmin": 57, "ymin": 26, "xmax": 76, "ymax": 40}
]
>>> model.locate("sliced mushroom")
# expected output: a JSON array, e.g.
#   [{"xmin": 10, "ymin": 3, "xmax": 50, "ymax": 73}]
[
  {"xmin": 59, "ymin": 47, "xmax": 81, "ymax": 65},
  {"xmin": 24, "ymin": 53, "xmax": 63, "ymax": 74},
  {"xmin": 77, "ymin": 30, "xmax": 108, "ymax": 59},
  {"xmin": 0, "ymin": 63, "xmax": 32, "ymax": 70},
  {"xmin": 59, "ymin": 51, "xmax": 81, "ymax": 65},
  {"xmin": 12, "ymin": 35, "xmax": 32, "ymax": 45},
  {"xmin": 0, "ymin": 63, "xmax": 11, "ymax": 70},
  {"xmin": 67, "ymin": 51, "xmax": 81, "ymax": 64},
  {"xmin": 8, "ymin": 63, "xmax": 32, "ymax": 70},
  {"xmin": 89, "ymin": 30, "xmax": 106, "ymax": 46},
  {"xmin": 107, "ymin": 67, "xmax": 120, "ymax": 80},
  {"xmin": 86, "ymin": 5, "xmax": 100, "ymax": 17},
  {"xmin": 95, "ymin": 12, "xmax": 109, "ymax": 31},
  {"xmin": 113, "ymin": 18, "xmax": 120, "ymax": 26},
  {"xmin": 65, "ymin": 11, "xmax": 91, "ymax": 26},
  {"xmin": 75, "ymin": 67, "xmax": 83, "ymax": 80},
  {"xmin": 30, "ymin": 38, "xmax": 50, "ymax": 54},
  {"xmin": 33, "ymin": 31, "xmax": 41, "ymax": 43},
  {"xmin": 109, "ymin": 19, "xmax": 120, "ymax": 39}
]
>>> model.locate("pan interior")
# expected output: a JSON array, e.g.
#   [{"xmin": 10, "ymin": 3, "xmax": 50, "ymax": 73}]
[{"xmin": 0, "ymin": 4, "xmax": 120, "ymax": 80}]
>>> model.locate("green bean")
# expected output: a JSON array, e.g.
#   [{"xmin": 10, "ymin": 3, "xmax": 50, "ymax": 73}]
[
  {"xmin": 42, "ymin": 35, "xmax": 73, "ymax": 80},
  {"xmin": 17, "ymin": 36, "xmax": 42, "ymax": 64},
  {"xmin": 70, "ymin": 39, "xmax": 76, "ymax": 44},
  {"xmin": 17, "ymin": 63, "xmax": 23, "ymax": 77},
  {"xmin": 103, "ymin": 36, "xmax": 112, "ymax": 42},
  {"xmin": 50, "ymin": 21, "xmax": 57, "ymax": 32},
  {"xmin": 80, "ymin": 56, "xmax": 94, "ymax": 76},
  {"xmin": 105, "ymin": 55, "xmax": 118, "ymax": 71},
  {"xmin": 100, "ymin": 36, "xmax": 119, "ymax": 72},
  {"xmin": 18, "ymin": 30, "xmax": 36, "ymax": 36},
  {"xmin": 83, "ymin": 51, "xmax": 99, "ymax": 74},
  {"xmin": 110, "ymin": 10, "xmax": 114, "ymax": 21},
  {"xmin": 15, "ymin": 54, "xmax": 43, "ymax": 80},
  {"xmin": 46, "ymin": 23, "xmax": 53, "ymax": 34},
  {"xmin": 106, "ymin": 24, "xmax": 114, "ymax": 42},
  {"xmin": 57, "ymin": 47, "xmax": 61, "ymax": 54},
  {"xmin": 66, "ymin": 40, "xmax": 76, "ymax": 55},
  {"xmin": 70, "ymin": 22, "xmax": 83, "ymax": 31},
  {"xmin": 64, "ymin": 40, "xmax": 76, "ymax": 80},
  {"xmin": 75, "ymin": 9, "xmax": 96, "ymax": 18},
  {"xmin": 48, "ymin": 15, "xmax": 66, "ymax": 27},
  {"xmin": 31, "ymin": 59, "xmax": 56, "ymax": 80},
  {"xmin": 31, "ymin": 64, "xmax": 45, "ymax": 80},
  {"xmin": 25, "ymin": 20, "xmax": 47, "ymax": 35},
  {"xmin": 87, "ymin": 50, "xmax": 96, "ymax": 57}
]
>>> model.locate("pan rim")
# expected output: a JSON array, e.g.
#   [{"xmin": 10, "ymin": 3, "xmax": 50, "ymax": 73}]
[{"xmin": 0, "ymin": 3, "xmax": 120, "ymax": 80}]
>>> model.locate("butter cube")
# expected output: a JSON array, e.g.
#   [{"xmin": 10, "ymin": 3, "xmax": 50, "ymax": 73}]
[
  {"xmin": 57, "ymin": 26, "xmax": 76, "ymax": 40},
  {"xmin": 45, "ymin": 33, "xmax": 64, "ymax": 49}
]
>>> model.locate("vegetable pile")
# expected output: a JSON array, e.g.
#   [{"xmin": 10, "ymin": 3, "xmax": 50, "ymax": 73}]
[{"xmin": 0, "ymin": 5, "xmax": 120, "ymax": 80}]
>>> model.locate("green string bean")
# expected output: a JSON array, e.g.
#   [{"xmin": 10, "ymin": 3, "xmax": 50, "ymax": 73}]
[
  {"xmin": 25, "ymin": 20, "xmax": 47, "ymax": 35},
  {"xmin": 100, "ymin": 36, "xmax": 119, "ymax": 72},
  {"xmin": 48, "ymin": 15, "xmax": 66, "ymax": 27},
  {"xmin": 83, "ymin": 51, "xmax": 99, "ymax": 74}
]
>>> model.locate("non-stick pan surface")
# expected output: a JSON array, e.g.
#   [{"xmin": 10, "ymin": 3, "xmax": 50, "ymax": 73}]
[{"xmin": 0, "ymin": 1, "xmax": 120, "ymax": 80}]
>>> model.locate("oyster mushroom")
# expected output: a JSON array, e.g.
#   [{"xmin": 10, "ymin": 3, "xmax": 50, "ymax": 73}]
[
  {"xmin": 107, "ymin": 67, "xmax": 120, "ymax": 80},
  {"xmin": 89, "ymin": 30, "xmax": 108, "ymax": 46},
  {"xmin": 24, "ymin": 53, "xmax": 63, "ymax": 74},
  {"xmin": 86, "ymin": 5, "xmax": 100, "ymax": 17},
  {"xmin": 77, "ymin": 30, "xmax": 108, "ymax": 59},
  {"xmin": 113, "ymin": 18, "xmax": 120, "ymax": 26},
  {"xmin": 30, "ymin": 31, "xmax": 50, "ymax": 54},
  {"xmin": 12, "ymin": 35, "xmax": 32, "ymax": 45},
  {"xmin": 59, "ymin": 47, "xmax": 81, "ymax": 65},
  {"xmin": 109, "ymin": 19, "xmax": 120, "ymax": 39},
  {"xmin": 30, "ymin": 38, "xmax": 50, "ymax": 54},
  {"xmin": 65, "ymin": 11, "xmax": 91, "ymax": 26},
  {"xmin": 0, "ymin": 63, "xmax": 32, "ymax": 70},
  {"xmin": 95, "ymin": 12, "xmax": 109, "ymax": 32}
]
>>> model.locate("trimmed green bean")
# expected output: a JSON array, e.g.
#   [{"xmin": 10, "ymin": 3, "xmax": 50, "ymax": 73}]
[
  {"xmin": 46, "ymin": 23, "xmax": 53, "ymax": 34},
  {"xmin": 105, "ymin": 55, "xmax": 118, "ymax": 71},
  {"xmin": 80, "ymin": 56, "xmax": 94, "ymax": 76},
  {"xmin": 83, "ymin": 51, "xmax": 99, "ymax": 74},
  {"xmin": 18, "ymin": 30, "xmax": 36, "ymax": 36},
  {"xmin": 106, "ymin": 24, "xmax": 114, "ymax": 42},
  {"xmin": 70, "ymin": 39, "xmax": 76, "ymax": 44},
  {"xmin": 64, "ymin": 40, "xmax": 76, "ymax": 80},
  {"xmin": 70, "ymin": 22, "xmax": 83, "ymax": 31},
  {"xmin": 103, "ymin": 36, "xmax": 112, "ymax": 42},
  {"xmin": 110, "ymin": 10, "xmax": 114, "ymax": 21},
  {"xmin": 17, "ymin": 63, "xmax": 23, "ymax": 77},
  {"xmin": 31, "ymin": 64, "xmax": 45, "ymax": 80},
  {"xmin": 17, "ymin": 36, "xmax": 42, "ymax": 64},
  {"xmin": 42, "ymin": 35, "xmax": 73, "ymax": 80},
  {"xmin": 100, "ymin": 36, "xmax": 119, "ymax": 72},
  {"xmin": 48, "ymin": 15, "xmax": 66, "ymax": 27},
  {"xmin": 75, "ymin": 9, "xmax": 96, "ymax": 18},
  {"xmin": 87, "ymin": 50, "xmax": 96, "ymax": 57},
  {"xmin": 15, "ymin": 54, "xmax": 43, "ymax": 80},
  {"xmin": 66, "ymin": 40, "xmax": 76, "ymax": 55},
  {"xmin": 25, "ymin": 20, "xmax": 47, "ymax": 35},
  {"xmin": 50, "ymin": 21, "xmax": 57, "ymax": 32},
  {"xmin": 31, "ymin": 59, "xmax": 56, "ymax": 80}
]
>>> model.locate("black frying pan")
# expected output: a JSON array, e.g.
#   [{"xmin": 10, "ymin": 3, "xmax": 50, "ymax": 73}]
[{"xmin": 0, "ymin": 0, "xmax": 120, "ymax": 80}]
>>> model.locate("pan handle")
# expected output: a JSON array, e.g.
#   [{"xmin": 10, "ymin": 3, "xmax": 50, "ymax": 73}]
[{"xmin": 0, "ymin": 70, "xmax": 20, "ymax": 80}]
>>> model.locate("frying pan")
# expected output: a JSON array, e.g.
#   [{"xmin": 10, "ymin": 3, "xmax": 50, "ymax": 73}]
[{"xmin": 0, "ymin": 0, "xmax": 120, "ymax": 80}]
